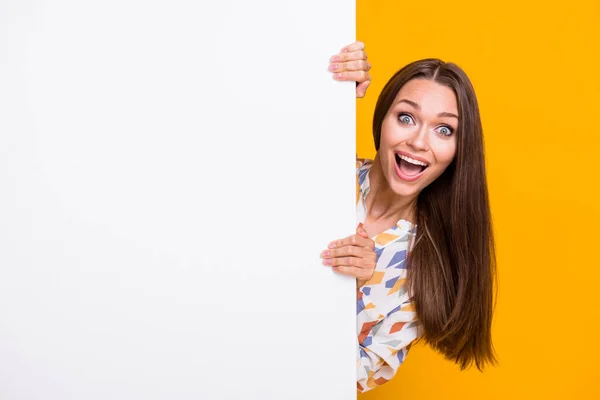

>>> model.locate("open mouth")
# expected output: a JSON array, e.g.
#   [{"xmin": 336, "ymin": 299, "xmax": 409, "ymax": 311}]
[{"xmin": 394, "ymin": 153, "xmax": 428, "ymax": 178}]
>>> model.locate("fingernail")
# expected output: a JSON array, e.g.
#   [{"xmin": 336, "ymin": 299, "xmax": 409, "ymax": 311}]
[
  {"xmin": 342, "ymin": 48, "xmax": 348, "ymax": 52},
  {"xmin": 331, "ymin": 55, "xmax": 339, "ymax": 62},
  {"xmin": 328, "ymin": 242, "xmax": 336, "ymax": 249},
  {"xmin": 321, "ymin": 250, "xmax": 330, "ymax": 257},
  {"xmin": 323, "ymin": 259, "xmax": 332, "ymax": 265},
  {"xmin": 333, "ymin": 73, "xmax": 342, "ymax": 79},
  {"xmin": 358, "ymin": 222, "xmax": 364, "ymax": 229},
  {"xmin": 329, "ymin": 64, "xmax": 339, "ymax": 71}
]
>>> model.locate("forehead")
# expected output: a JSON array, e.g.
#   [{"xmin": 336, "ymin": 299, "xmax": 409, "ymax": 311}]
[{"xmin": 394, "ymin": 78, "xmax": 458, "ymax": 114}]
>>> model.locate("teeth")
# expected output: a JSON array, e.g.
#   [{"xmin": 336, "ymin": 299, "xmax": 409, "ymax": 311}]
[{"xmin": 397, "ymin": 154, "xmax": 428, "ymax": 167}]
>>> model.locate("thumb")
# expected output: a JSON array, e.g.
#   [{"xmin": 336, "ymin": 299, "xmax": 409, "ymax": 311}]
[
  {"xmin": 356, "ymin": 222, "xmax": 369, "ymax": 238},
  {"xmin": 356, "ymin": 80, "xmax": 370, "ymax": 98}
]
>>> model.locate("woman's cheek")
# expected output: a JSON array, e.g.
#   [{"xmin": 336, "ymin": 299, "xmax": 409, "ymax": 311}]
[
  {"xmin": 442, "ymin": 148, "xmax": 456, "ymax": 166},
  {"xmin": 433, "ymin": 137, "xmax": 457, "ymax": 165}
]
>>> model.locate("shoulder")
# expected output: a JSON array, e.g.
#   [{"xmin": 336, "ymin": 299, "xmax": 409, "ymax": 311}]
[
  {"xmin": 356, "ymin": 156, "xmax": 373, "ymax": 170},
  {"xmin": 356, "ymin": 157, "xmax": 373, "ymax": 186},
  {"xmin": 356, "ymin": 157, "xmax": 373, "ymax": 204}
]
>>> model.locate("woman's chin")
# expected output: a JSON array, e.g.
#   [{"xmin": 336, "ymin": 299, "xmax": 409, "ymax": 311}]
[
  {"xmin": 386, "ymin": 173, "xmax": 423, "ymax": 198},
  {"xmin": 390, "ymin": 184, "xmax": 421, "ymax": 199},
  {"xmin": 384, "ymin": 167, "xmax": 424, "ymax": 198}
]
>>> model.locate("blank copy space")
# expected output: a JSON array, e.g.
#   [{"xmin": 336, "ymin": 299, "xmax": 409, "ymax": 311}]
[{"xmin": 0, "ymin": 1, "xmax": 356, "ymax": 399}]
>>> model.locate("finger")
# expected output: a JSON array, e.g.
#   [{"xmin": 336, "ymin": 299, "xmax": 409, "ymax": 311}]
[
  {"xmin": 356, "ymin": 80, "xmax": 370, "ymax": 98},
  {"xmin": 356, "ymin": 220, "xmax": 371, "ymax": 237},
  {"xmin": 327, "ymin": 256, "xmax": 363, "ymax": 268},
  {"xmin": 321, "ymin": 254, "xmax": 361, "ymax": 269},
  {"xmin": 356, "ymin": 81, "xmax": 371, "ymax": 98},
  {"xmin": 331, "ymin": 265, "xmax": 362, "ymax": 278},
  {"xmin": 328, "ymin": 234, "xmax": 374, "ymax": 251},
  {"xmin": 323, "ymin": 244, "xmax": 364, "ymax": 259},
  {"xmin": 330, "ymin": 49, "xmax": 367, "ymax": 63},
  {"xmin": 341, "ymin": 41, "xmax": 365, "ymax": 53},
  {"xmin": 329, "ymin": 60, "xmax": 370, "ymax": 73},
  {"xmin": 323, "ymin": 247, "xmax": 377, "ymax": 267},
  {"xmin": 356, "ymin": 223, "xmax": 369, "ymax": 238},
  {"xmin": 332, "ymin": 70, "xmax": 370, "ymax": 83},
  {"xmin": 321, "ymin": 247, "xmax": 376, "ymax": 279}
]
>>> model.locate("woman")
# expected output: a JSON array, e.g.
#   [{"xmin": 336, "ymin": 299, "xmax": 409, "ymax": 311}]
[{"xmin": 324, "ymin": 42, "xmax": 496, "ymax": 393}]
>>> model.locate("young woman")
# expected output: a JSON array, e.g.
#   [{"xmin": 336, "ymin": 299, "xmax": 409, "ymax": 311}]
[{"xmin": 324, "ymin": 42, "xmax": 496, "ymax": 393}]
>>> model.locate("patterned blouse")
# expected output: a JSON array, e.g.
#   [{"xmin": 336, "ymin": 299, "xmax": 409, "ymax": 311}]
[{"xmin": 355, "ymin": 158, "xmax": 421, "ymax": 393}]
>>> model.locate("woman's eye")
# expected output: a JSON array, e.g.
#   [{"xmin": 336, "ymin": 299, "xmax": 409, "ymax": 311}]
[
  {"xmin": 435, "ymin": 126, "xmax": 454, "ymax": 136},
  {"xmin": 398, "ymin": 113, "xmax": 415, "ymax": 125}
]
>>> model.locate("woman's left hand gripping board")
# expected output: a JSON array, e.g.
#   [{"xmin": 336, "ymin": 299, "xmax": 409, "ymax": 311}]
[
  {"xmin": 329, "ymin": 41, "xmax": 372, "ymax": 98},
  {"xmin": 321, "ymin": 224, "xmax": 377, "ymax": 289}
]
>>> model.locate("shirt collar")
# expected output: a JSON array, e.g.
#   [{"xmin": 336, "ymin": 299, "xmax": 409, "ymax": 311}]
[{"xmin": 357, "ymin": 159, "xmax": 416, "ymax": 235}]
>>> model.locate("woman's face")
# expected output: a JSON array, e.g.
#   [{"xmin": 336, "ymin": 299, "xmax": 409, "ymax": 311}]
[{"xmin": 378, "ymin": 78, "xmax": 458, "ymax": 198}]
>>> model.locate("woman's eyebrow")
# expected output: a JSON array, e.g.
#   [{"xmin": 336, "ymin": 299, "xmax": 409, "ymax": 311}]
[
  {"xmin": 394, "ymin": 99, "xmax": 420, "ymax": 109},
  {"xmin": 438, "ymin": 112, "xmax": 458, "ymax": 119},
  {"xmin": 394, "ymin": 99, "xmax": 458, "ymax": 120}
]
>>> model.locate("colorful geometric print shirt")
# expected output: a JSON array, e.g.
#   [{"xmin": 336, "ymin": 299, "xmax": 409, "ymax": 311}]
[{"xmin": 355, "ymin": 158, "xmax": 421, "ymax": 393}]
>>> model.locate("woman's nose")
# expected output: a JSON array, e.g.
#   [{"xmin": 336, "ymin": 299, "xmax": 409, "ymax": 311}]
[{"xmin": 406, "ymin": 126, "xmax": 429, "ymax": 151}]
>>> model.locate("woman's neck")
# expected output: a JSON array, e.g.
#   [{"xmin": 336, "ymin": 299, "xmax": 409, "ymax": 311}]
[{"xmin": 366, "ymin": 154, "xmax": 418, "ymax": 224}]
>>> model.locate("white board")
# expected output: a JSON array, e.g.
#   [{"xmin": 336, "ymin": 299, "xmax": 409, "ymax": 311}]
[{"xmin": 0, "ymin": 1, "xmax": 356, "ymax": 399}]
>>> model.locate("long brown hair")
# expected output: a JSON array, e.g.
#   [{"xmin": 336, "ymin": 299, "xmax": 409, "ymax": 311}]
[{"xmin": 372, "ymin": 59, "xmax": 497, "ymax": 370}]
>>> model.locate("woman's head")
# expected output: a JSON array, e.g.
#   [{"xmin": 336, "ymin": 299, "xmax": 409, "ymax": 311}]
[
  {"xmin": 372, "ymin": 59, "xmax": 484, "ymax": 200},
  {"xmin": 372, "ymin": 60, "xmax": 496, "ymax": 370}
]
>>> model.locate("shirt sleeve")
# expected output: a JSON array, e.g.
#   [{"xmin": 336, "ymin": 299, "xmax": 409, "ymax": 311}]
[{"xmin": 356, "ymin": 289, "xmax": 419, "ymax": 393}]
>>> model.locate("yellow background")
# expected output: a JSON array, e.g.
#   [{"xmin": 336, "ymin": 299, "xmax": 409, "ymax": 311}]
[{"xmin": 356, "ymin": 1, "xmax": 600, "ymax": 399}]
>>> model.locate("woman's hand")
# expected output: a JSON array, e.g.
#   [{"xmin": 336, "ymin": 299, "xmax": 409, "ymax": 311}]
[
  {"xmin": 329, "ymin": 41, "xmax": 371, "ymax": 98},
  {"xmin": 321, "ymin": 224, "xmax": 376, "ymax": 288}
]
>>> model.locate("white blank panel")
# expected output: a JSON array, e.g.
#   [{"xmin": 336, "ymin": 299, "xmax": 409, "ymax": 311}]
[{"xmin": 0, "ymin": 1, "xmax": 356, "ymax": 399}]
